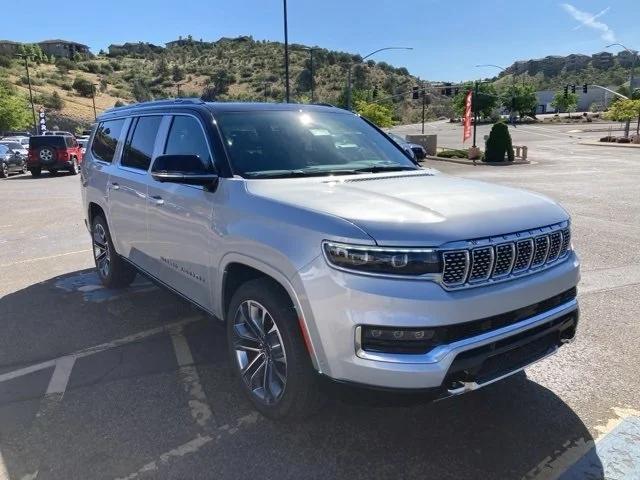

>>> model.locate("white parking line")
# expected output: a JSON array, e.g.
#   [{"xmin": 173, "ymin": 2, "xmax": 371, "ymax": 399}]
[
  {"xmin": 171, "ymin": 328, "xmax": 213, "ymax": 428},
  {"xmin": 114, "ymin": 412, "xmax": 259, "ymax": 480},
  {"xmin": 0, "ymin": 316, "xmax": 203, "ymax": 385},
  {"xmin": 0, "ymin": 249, "xmax": 91, "ymax": 268},
  {"xmin": 45, "ymin": 356, "xmax": 76, "ymax": 396}
]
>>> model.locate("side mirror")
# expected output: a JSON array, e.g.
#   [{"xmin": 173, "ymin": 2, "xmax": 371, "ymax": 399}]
[{"xmin": 151, "ymin": 154, "xmax": 218, "ymax": 187}]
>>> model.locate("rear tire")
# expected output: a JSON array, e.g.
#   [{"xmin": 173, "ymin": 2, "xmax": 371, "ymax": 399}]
[
  {"xmin": 91, "ymin": 215, "xmax": 137, "ymax": 288},
  {"xmin": 227, "ymin": 278, "xmax": 325, "ymax": 420},
  {"xmin": 69, "ymin": 158, "xmax": 79, "ymax": 175},
  {"xmin": 30, "ymin": 167, "xmax": 41, "ymax": 177},
  {"xmin": 0, "ymin": 162, "xmax": 7, "ymax": 178}
]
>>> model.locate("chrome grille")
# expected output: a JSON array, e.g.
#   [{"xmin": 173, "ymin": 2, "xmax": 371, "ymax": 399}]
[
  {"xmin": 513, "ymin": 239, "xmax": 534, "ymax": 272},
  {"xmin": 531, "ymin": 235, "xmax": 550, "ymax": 268},
  {"xmin": 439, "ymin": 223, "xmax": 572, "ymax": 289},
  {"xmin": 559, "ymin": 229, "xmax": 571, "ymax": 257},
  {"xmin": 468, "ymin": 247, "xmax": 494, "ymax": 282},
  {"xmin": 547, "ymin": 231, "xmax": 562, "ymax": 262},
  {"xmin": 442, "ymin": 251, "xmax": 469, "ymax": 286},
  {"xmin": 492, "ymin": 243, "xmax": 515, "ymax": 277}
]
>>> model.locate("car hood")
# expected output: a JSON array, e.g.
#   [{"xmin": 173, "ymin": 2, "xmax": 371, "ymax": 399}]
[{"xmin": 245, "ymin": 170, "xmax": 569, "ymax": 246}]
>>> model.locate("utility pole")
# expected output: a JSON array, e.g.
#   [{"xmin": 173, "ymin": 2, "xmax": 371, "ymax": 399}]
[
  {"xmin": 309, "ymin": 48, "xmax": 315, "ymax": 103},
  {"xmin": 17, "ymin": 54, "xmax": 38, "ymax": 135},
  {"xmin": 91, "ymin": 84, "xmax": 98, "ymax": 120},
  {"xmin": 283, "ymin": 0, "xmax": 290, "ymax": 103},
  {"xmin": 421, "ymin": 82, "xmax": 426, "ymax": 134}
]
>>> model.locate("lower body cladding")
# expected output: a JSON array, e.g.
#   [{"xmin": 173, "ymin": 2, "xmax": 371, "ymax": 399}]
[{"xmin": 295, "ymin": 252, "xmax": 580, "ymax": 395}]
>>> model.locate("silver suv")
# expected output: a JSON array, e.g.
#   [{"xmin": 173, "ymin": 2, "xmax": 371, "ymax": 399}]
[{"xmin": 81, "ymin": 99, "xmax": 580, "ymax": 419}]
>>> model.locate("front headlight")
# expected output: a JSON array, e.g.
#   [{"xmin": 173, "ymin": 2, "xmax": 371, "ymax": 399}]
[{"xmin": 322, "ymin": 241, "xmax": 441, "ymax": 276}]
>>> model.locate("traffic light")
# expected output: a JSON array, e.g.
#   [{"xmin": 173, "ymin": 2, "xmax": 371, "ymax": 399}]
[
  {"xmin": 412, "ymin": 86, "xmax": 419, "ymax": 100},
  {"xmin": 445, "ymin": 87, "xmax": 452, "ymax": 96},
  {"xmin": 583, "ymin": 84, "xmax": 588, "ymax": 93},
  {"xmin": 563, "ymin": 85, "xmax": 568, "ymax": 96},
  {"xmin": 571, "ymin": 85, "xmax": 576, "ymax": 94},
  {"xmin": 454, "ymin": 87, "xmax": 460, "ymax": 95}
]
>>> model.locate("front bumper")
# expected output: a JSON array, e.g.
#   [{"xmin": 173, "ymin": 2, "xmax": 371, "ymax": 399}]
[{"xmin": 294, "ymin": 251, "xmax": 580, "ymax": 390}]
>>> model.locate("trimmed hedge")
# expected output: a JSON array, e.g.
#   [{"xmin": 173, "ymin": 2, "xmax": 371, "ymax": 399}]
[{"xmin": 484, "ymin": 122, "xmax": 514, "ymax": 162}]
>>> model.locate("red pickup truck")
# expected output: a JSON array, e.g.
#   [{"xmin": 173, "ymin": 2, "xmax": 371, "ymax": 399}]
[{"xmin": 28, "ymin": 135, "xmax": 83, "ymax": 177}]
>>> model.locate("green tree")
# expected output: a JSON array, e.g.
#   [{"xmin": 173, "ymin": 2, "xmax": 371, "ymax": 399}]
[
  {"xmin": 72, "ymin": 77, "xmax": 94, "ymax": 97},
  {"xmin": 551, "ymin": 91, "xmax": 578, "ymax": 115},
  {"xmin": 0, "ymin": 82, "xmax": 32, "ymax": 132},
  {"xmin": 354, "ymin": 100, "xmax": 394, "ymax": 127},
  {"xmin": 452, "ymin": 82, "xmax": 498, "ymax": 118},
  {"xmin": 500, "ymin": 83, "xmax": 538, "ymax": 118},
  {"xmin": 484, "ymin": 122, "xmax": 514, "ymax": 162},
  {"xmin": 172, "ymin": 64, "xmax": 185, "ymax": 82},
  {"xmin": 606, "ymin": 99, "xmax": 640, "ymax": 136}
]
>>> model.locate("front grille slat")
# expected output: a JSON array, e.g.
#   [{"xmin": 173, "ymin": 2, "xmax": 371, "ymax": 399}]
[
  {"xmin": 547, "ymin": 231, "xmax": 562, "ymax": 262},
  {"xmin": 513, "ymin": 239, "xmax": 534, "ymax": 272},
  {"xmin": 492, "ymin": 243, "xmax": 515, "ymax": 278},
  {"xmin": 531, "ymin": 235, "xmax": 550, "ymax": 268},
  {"xmin": 442, "ymin": 250, "xmax": 469, "ymax": 286},
  {"xmin": 439, "ymin": 224, "xmax": 571, "ymax": 289},
  {"xmin": 468, "ymin": 247, "xmax": 494, "ymax": 282}
]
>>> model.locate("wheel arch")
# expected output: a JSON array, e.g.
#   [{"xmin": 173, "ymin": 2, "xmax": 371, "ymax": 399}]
[{"xmin": 218, "ymin": 254, "xmax": 321, "ymax": 372}]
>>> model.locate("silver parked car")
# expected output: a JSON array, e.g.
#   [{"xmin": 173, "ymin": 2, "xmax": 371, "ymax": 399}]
[{"xmin": 81, "ymin": 99, "xmax": 580, "ymax": 419}]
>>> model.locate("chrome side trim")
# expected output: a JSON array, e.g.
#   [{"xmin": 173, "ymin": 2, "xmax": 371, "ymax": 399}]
[{"xmin": 354, "ymin": 298, "xmax": 578, "ymax": 365}]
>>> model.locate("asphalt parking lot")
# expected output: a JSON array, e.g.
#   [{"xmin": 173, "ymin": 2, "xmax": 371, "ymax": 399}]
[{"xmin": 1, "ymin": 125, "xmax": 639, "ymax": 480}]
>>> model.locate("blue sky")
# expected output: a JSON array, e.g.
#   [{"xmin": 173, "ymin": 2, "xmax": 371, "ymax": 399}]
[{"xmin": 2, "ymin": 0, "xmax": 638, "ymax": 81}]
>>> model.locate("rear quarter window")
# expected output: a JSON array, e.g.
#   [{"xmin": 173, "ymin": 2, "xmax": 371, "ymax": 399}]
[{"xmin": 91, "ymin": 119, "xmax": 126, "ymax": 163}]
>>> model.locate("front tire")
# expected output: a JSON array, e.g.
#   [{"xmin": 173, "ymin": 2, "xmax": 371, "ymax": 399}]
[
  {"xmin": 30, "ymin": 167, "xmax": 41, "ymax": 177},
  {"xmin": 227, "ymin": 278, "xmax": 324, "ymax": 419},
  {"xmin": 91, "ymin": 215, "xmax": 137, "ymax": 288},
  {"xmin": 0, "ymin": 162, "xmax": 7, "ymax": 178}
]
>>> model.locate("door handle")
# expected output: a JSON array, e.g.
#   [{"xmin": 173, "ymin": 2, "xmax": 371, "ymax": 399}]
[
  {"xmin": 110, "ymin": 182, "xmax": 120, "ymax": 190},
  {"xmin": 150, "ymin": 195, "xmax": 164, "ymax": 206}
]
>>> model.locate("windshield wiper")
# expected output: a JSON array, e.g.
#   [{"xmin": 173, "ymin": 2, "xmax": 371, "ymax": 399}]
[
  {"xmin": 244, "ymin": 169, "xmax": 342, "ymax": 179},
  {"xmin": 351, "ymin": 165, "xmax": 419, "ymax": 173}
]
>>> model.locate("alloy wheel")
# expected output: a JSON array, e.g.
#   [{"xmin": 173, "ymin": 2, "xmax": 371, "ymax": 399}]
[
  {"xmin": 231, "ymin": 300, "xmax": 287, "ymax": 405},
  {"xmin": 93, "ymin": 223, "xmax": 110, "ymax": 279}
]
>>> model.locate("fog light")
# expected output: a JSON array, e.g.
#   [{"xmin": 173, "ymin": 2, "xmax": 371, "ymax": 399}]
[{"xmin": 361, "ymin": 326, "xmax": 437, "ymax": 354}]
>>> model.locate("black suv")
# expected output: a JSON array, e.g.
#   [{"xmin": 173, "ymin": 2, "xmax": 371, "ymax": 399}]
[{"xmin": 27, "ymin": 135, "xmax": 83, "ymax": 177}]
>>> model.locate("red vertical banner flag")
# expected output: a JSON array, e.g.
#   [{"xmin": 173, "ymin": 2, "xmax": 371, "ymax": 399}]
[{"xmin": 463, "ymin": 90, "xmax": 473, "ymax": 142}]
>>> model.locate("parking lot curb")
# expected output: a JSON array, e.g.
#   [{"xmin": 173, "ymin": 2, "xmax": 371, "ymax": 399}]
[
  {"xmin": 578, "ymin": 141, "xmax": 640, "ymax": 149},
  {"xmin": 421, "ymin": 155, "xmax": 531, "ymax": 166}
]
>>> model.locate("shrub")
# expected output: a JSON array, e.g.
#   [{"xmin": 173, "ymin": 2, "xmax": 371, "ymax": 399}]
[
  {"xmin": 34, "ymin": 91, "xmax": 65, "ymax": 110},
  {"xmin": 599, "ymin": 136, "xmax": 616, "ymax": 142},
  {"xmin": 72, "ymin": 77, "xmax": 95, "ymax": 97},
  {"xmin": 617, "ymin": 137, "xmax": 631, "ymax": 143},
  {"xmin": 0, "ymin": 55, "xmax": 11, "ymax": 68},
  {"xmin": 483, "ymin": 122, "xmax": 514, "ymax": 162},
  {"xmin": 55, "ymin": 58, "xmax": 76, "ymax": 74},
  {"xmin": 437, "ymin": 149, "xmax": 469, "ymax": 158}
]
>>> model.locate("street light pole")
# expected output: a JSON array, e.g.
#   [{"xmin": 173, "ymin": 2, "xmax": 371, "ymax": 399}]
[
  {"xmin": 421, "ymin": 81, "xmax": 426, "ymax": 134},
  {"xmin": 346, "ymin": 46, "xmax": 413, "ymax": 111},
  {"xmin": 17, "ymin": 54, "xmax": 38, "ymax": 135},
  {"xmin": 606, "ymin": 43, "xmax": 638, "ymax": 138},
  {"xmin": 91, "ymin": 84, "xmax": 97, "ymax": 120},
  {"xmin": 283, "ymin": 0, "xmax": 290, "ymax": 103}
]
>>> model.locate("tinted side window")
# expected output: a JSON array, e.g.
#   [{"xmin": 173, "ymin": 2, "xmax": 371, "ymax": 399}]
[
  {"xmin": 163, "ymin": 116, "xmax": 212, "ymax": 168},
  {"xmin": 0, "ymin": 145, "xmax": 7, "ymax": 154},
  {"xmin": 121, "ymin": 116, "xmax": 162, "ymax": 170},
  {"xmin": 91, "ymin": 119, "xmax": 125, "ymax": 163}
]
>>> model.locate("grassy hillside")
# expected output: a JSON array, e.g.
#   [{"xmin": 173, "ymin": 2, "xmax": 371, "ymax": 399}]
[{"xmin": 0, "ymin": 36, "xmax": 452, "ymax": 129}]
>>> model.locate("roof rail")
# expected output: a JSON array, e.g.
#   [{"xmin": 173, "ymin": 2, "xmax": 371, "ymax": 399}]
[{"xmin": 101, "ymin": 98, "xmax": 205, "ymax": 116}]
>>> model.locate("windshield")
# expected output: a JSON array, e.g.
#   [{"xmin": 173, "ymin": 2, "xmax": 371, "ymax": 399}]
[
  {"xmin": 216, "ymin": 110, "xmax": 417, "ymax": 178},
  {"xmin": 0, "ymin": 142, "xmax": 22, "ymax": 150}
]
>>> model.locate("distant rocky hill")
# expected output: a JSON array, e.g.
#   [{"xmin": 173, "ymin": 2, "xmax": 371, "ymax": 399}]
[
  {"xmin": 0, "ymin": 36, "xmax": 452, "ymax": 125},
  {"xmin": 494, "ymin": 50, "xmax": 637, "ymax": 90}
]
